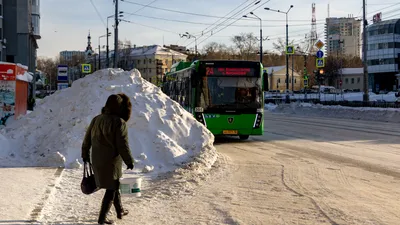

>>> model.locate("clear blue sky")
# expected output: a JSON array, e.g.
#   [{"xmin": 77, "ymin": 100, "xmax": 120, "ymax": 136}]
[{"xmin": 38, "ymin": 0, "xmax": 399, "ymax": 58}]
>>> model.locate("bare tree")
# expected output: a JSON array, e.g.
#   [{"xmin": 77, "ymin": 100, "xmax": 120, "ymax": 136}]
[
  {"xmin": 118, "ymin": 39, "xmax": 133, "ymax": 69},
  {"xmin": 231, "ymin": 33, "xmax": 258, "ymax": 60},
  {"xmin": 37, "ymin": 57, "xmax": 60, "ymax": 90},
  {"xmin": 202, "ymin": 42, "xmax": 233, "ymax": 60}
]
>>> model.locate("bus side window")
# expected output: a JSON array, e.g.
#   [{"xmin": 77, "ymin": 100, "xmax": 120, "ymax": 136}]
[
  {"xmin": 171, "ymin": 81, "xmax": 176, "ymax": 101},
  {"xmin": 184, "ymin": 77, "xmax": 190, "ymax": 107}
]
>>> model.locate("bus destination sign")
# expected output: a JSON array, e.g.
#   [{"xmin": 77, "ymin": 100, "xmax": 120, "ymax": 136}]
[{"xmin": 206, "ymin": 67, "xmax": 254, "ymax": 76}]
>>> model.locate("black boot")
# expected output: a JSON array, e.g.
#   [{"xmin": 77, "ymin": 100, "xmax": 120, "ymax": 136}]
[
  {"xmin": 114, "ymin": 191, "xmax": 129, "ymax": 219},
  {"xmin": 98, "ymin": 190, "xmax": 115, "ymax": 224}
]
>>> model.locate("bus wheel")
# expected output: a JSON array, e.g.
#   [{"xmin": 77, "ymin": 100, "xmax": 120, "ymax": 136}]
[{"xmin": 239, "ymin": 135, "xmax": 249, "ymax": 140}]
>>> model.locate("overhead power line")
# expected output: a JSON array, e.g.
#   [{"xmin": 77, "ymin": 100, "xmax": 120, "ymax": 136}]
[
  {"xmin": 119, "ymin": 19, "xmax": 180, "ymax": 35},
  {"xmin": 122, "ymin": 0, "xmax": 158, "ymax": 20},
  {"xmin": 121, "ymin": 0, "xmax": 322, "ymax": 22},
  {"xmin": 194, "ymin": 0, "xmax": 272, "ymax": 47},
  {"xmin": 89, "ymin": 0, "xmax": 106, "ymax": 27},
  {"xmin": 123, "ymin": 12, "xmax": 325, "ymax": 27},
  {"xmin": 200, "ymin": 0, "xmax": 257, "ymax": 36},
  {"xmin": 367, "ymin": 2, "xmax": 400, "ymax": 15}
]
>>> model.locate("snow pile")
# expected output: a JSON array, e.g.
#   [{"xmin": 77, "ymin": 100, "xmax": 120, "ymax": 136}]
[
  {"xmin": 264, "ymin": 103, "xmax": 277, "ymax": 111},
  {"xmin": 270, "ymin": 102, "xmax": 400, "ymax": 123},
  {"xmin": 16, "ymin": 71, "xmax": 33, "ymax": 82},
  {"xmin": 0, "ymin": 134, "xmax": 11, "ymax": 159},
  {"xmin": 0, "ymin": 69, "xmax": 217, "ymax": 174}
]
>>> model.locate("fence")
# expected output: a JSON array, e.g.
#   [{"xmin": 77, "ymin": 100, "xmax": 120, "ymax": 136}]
[{"xmin": 264, "ymin": 92, "xmax": 400, "ymax": 108}]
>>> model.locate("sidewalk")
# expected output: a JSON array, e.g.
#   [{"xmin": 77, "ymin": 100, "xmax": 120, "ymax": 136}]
[{"xmin": 0, "ymin": 167, "xmax": 63, "ymax": 223}]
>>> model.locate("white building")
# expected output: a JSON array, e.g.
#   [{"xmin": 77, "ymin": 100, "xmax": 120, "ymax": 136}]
[
  {"xmin": 366, "ymin": 19, "xmax": 400, "ymax": 92},
  {"xmin": 59, "ymin": 50, "xmax": 86, "ymax": 62},
  {"xmin": 325, "ymin": 17, "xmax": 361, "ymax": 57},
  {"xmin": 108, "ymin": 45, "xmax": 188, "ymax": 83}
]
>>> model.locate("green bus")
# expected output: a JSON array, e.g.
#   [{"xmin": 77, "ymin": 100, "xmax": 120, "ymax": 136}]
[{"xmin": 162, "ymin": 60, "xmax": 268, "ymax": 140}]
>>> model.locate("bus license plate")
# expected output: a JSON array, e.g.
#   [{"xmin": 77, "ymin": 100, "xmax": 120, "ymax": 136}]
[{"xmin": 223, "ymin": 130, "xmax": 238, "ymax": 135}]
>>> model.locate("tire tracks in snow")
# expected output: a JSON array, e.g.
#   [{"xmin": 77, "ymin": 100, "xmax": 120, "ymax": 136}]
[
  {"xmin": 28, "ymin": 167, "xmax": 64, "ymax": 223},
  {"xmin": 227, "ymin": 141, "xmax": 341, "ymax": 224},
  {"xmin": 276, "ymin": 161, "xmax": 340, "ymax": 225}
]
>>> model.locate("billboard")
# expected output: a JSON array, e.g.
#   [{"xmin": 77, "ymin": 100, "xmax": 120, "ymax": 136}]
[
  {"xmin": 373, "ymin": 13, "xmax": 382, "ymax": 24},
  {"xmin": 0, "ymin": 81, "xmax": 16, "ymax": 125},
  {"xmin": 57, "ymin": 65, "xmax": 68, "ymax": 81}
]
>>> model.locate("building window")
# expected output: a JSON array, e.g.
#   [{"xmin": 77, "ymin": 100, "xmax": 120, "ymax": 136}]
[
  {"xmin": 351, "ymin": 78, "xmax": 354, "ymax": 84},
  {"xmin": 149, "ymin": 59, "xmax": 152, "ymax": 64},
  {"xmin": 137, "ymin": 60, "xmax": 140, "ymax": 64},
  {"xmin": 345, "ymin": 78, "xmax": 349, "ymax": 84},
  {"xmin": 357, "ymin": 78, "xmax": 361, "ymax": 83},
  {"xmin": 278, "ymin": 78, "xmax": 281, "ymax": 83},
  {"xmin": 149, "ymin": 68, "xmax": 152, "ymax": 73},
  {"xmin": 0, "ymin": 4, "xmax": 2, "ymax": 16}
]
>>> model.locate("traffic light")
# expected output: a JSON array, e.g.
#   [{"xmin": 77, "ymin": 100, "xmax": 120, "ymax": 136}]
[{"xmin": 314, "ymin": 69, "xmax": 324, "ymax": 83}]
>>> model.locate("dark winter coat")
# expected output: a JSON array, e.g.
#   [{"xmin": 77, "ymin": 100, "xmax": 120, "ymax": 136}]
[{"xmin": 81, "ymin": 94, "xmax": 134, "ymax": 190}]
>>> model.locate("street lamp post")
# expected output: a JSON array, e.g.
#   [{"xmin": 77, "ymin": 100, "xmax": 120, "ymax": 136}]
[
  {"xmin": 180, "ymin": 32, "xmax": 198, "ymax": 56},
  {"xmin": 242, "ymin": 10, "xmax": 266, "ymax": 64},
  {"xmin": 265, "ymin": 5, "xmax": 294, "ymax": 103},
  {"xmin": 98, "ymin": 34, "xmax": 107, "ymax": 70}
]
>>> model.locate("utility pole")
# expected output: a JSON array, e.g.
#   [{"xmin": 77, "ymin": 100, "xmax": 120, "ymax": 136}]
[
  {"xmin": 362, "ymin": 0, "xmax": 369, "ymax": 102},
  {"xmin": 98, "ymin": 44, "xmax": 101, "ymax": 69},
  {"xmin": 106, "ymin": 26, "xmax": 109, "ymax": 68},
  {"xmin": 114, "ymin": 0, "xmax": 119, "ymax": 68},
  {"xmin": 291, "ymin": 55, "xmax": 294, "ymax": 93}
]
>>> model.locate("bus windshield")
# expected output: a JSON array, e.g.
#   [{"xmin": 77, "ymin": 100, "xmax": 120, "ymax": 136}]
[{"xmin": 199, "ymin": 77, "xmax": 262, "ymax": 109}]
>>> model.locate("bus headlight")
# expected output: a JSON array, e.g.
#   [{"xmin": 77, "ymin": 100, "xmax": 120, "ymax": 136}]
[{"xmin": 253, "ymin": 113, "xmax": 263, "ymax": 128}]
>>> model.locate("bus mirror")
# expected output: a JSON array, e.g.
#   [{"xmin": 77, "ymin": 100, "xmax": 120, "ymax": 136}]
[{"xmin": 263, "ymin": 73, "xmax": 269, "ymax": 91}]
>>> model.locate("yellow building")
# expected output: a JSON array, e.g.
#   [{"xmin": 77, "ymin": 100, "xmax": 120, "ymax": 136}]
[
  {"xmin": 265, "ymin": 66, "xmax": 304, "ymax": 92},
  {"xmin": 123, "ymin": 45, "xmax": 188, "ymax": 83}
]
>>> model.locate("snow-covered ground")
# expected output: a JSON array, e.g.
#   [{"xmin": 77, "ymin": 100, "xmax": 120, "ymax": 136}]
[
  {"xmin": 0, "ymin": 68, "xmax": 221, "ymax": 223},
  {"xmin": 265, "ymin": 102, "xmax": 400, "ymax": 123},
  {"xmin": 265, "ymin": 92, "xmax": 398, "ymax": 102}
]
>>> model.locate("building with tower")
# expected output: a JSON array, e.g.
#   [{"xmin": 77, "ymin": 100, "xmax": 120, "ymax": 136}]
[{"xmin": 85, "ymin": 31, "xmax": 94, "ymax": 57}]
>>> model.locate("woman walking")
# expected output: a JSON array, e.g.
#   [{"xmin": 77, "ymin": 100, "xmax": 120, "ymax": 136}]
[{"xmin": 82, "ymin": 93, "xmax": 134, "ymax": 224}]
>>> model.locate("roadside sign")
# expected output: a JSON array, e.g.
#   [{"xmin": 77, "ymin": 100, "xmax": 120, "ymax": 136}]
[
  {"xmin": 315, "ymin": 40, "xmax": 324, "ymax": 49},
  {"xmin": 316, "ymin": 50, "xmax": 324, "ymax": 58},
  {"xmin": 316, "ymin": 58, "xmax": 325, "ymax": 68},
  {"xmin": 57, "ymin": 65, "xmax": 68, "ymax": 81},
  {"xmin": 81, "ymin": 64, "xmax": 91, "ymax": 73},
  {"xmin": 286, "ymin": 45, "xmax": 295, "ymax": 55}
]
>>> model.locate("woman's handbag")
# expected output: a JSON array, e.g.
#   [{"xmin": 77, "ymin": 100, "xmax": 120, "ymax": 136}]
[{"xmin": 81, "ymin": 162, "xmax": 98, "ymax": 195}]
